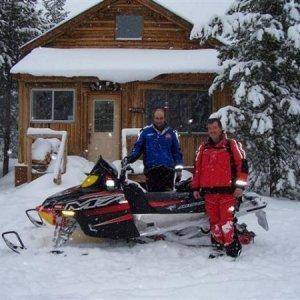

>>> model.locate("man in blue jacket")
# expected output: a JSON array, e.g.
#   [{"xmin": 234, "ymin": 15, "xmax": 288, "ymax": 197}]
[{"xmin": 125, "ymin": 109, "xmax": 183, "ymax": 192}]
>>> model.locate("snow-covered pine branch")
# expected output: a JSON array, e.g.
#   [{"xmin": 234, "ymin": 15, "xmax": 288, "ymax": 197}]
[
  {"xmin": 42, "ymin": 0, "xmax": 69, "ymax": 28},
  {"xmin": 195, "ymin": 0, "xmax": 300, "ymax": 199},
  {"xmin": 0, "ymin": 0, "xmax": 48, "ymax": 176}
]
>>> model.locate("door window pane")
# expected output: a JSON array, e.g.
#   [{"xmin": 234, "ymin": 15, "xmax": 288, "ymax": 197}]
[
  {"xmin": 116, "ymin": 15, "xmax": 142, "ymax": 40},
  {"xmin": 145, "ymin": 90, "xmax": 211, "ymax": 132},
  {"xmin": 94, "ymin": 100, "xmax": 114, "ymax": 132},
  {"xmin": 54, "ymin": 91, "xmax": 74, "ymax": 121},
  {"xmin": 32, "ymin": 90, "xmax": 52, "ymax": 120}
]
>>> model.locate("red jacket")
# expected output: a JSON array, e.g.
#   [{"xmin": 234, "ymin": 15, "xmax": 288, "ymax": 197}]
[{"xmin": 192, "ymin": 134, "xmax": 248, "ymax": 191}]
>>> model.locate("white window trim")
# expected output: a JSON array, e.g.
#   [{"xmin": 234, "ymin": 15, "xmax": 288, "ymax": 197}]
[{"xmin": 30, "ymin": 88, "xmax": 76, "ymax": 123}]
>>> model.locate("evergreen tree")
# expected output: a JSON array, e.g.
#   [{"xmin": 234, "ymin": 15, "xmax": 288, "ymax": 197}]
[
  {"xmin": 195, "ymin": 0, "xmax": 300, "ymax": 198},
  {"xmin": 42, "ymin": 0, "xmax": 69, "ymax": 27},
  {"xmin": 0, "ymin": 0, "xmax": 44, "ymax": 176}
]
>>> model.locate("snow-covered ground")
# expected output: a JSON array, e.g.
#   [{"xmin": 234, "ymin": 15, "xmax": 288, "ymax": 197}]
[{"xmin": 0, "ymin": 157, "xmax": 299, "ymax": 300}]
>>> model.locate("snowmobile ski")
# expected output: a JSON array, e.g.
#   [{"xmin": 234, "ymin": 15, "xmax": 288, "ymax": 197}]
[
  {"xmin": 208, "ymin": 251, "xmax": 225, "ymax": 259},
  {"xmin": 1, "ymin": 231, "xmax": 26, "ymax": 254},
  {"xmin": 255, "ymin": 210, "xmax": 269, "ymax": 231},
  {"xmin": 26, "ymin": 209, "xmax": 44, "ymax": 227}
]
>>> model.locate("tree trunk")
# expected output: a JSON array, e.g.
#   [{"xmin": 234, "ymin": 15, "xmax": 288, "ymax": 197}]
[{"xmin": 2, "ymin": 80, "xmax": 12, "ymax": 176}]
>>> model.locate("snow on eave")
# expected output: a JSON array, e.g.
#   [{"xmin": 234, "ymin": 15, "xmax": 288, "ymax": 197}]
[
  {"xmin": 11, "ymin": 48, "xmax": 221, "ymax": 83},
  {"xmin": 152, "ymin": 0, "xmax": 194, "ymax": 25}
]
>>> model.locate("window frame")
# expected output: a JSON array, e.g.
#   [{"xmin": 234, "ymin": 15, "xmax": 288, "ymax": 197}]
[
  {"xmin": 30, "ymin": 88, "xmax": 76, "ymax": 123},
  {"xmin": 115, "ymin": 14, "xmax": 143, "ymax": 41}
]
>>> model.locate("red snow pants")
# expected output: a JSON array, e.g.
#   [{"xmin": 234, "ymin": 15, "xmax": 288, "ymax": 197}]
[{"xmin": 204, "ymin": 194, "xmax": 236, "ymax": 246}]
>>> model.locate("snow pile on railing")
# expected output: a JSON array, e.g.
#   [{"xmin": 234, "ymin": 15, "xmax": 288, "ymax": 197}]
[
  {"xmin": 32, "ymin": 138, "xmax": 60, "ymax": 162},
  {"xmin": 27, "ymin": 128, "xmax": 68, "ymax": 185},
  {"xmin": 121, "ymin": 128, "xmax": 141, "ymax": 158}
]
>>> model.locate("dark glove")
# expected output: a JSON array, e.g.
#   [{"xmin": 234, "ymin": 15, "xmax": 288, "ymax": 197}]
[
  {"xmin": 121, "ymin": 156, "xmax": 130, "ymax": 167},
  {"xmin": 175, "ymin": 171, "xmax": 182, "ymax": 183}
]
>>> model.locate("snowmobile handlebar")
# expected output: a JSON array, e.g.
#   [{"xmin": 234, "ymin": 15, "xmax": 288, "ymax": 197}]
[{"xmin": 119, "ymin": 164, "xmax": 134, "ymax": 183}]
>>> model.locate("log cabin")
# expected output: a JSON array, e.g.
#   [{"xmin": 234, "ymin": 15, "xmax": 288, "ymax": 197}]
[{"xmin": 11, "ymin": 0, "xmax": 232, "ymax": 185}]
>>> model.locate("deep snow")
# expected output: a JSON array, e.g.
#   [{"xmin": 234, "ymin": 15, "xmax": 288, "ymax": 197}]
[{"xmin": 0, "ymin": 157, "xmax": 299, "ymax": 300}]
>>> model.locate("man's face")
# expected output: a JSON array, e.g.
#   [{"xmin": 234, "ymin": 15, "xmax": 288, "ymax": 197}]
[
  {"xmin": 207, "ymin": 121, "xmax": 222, "ymax": 141},
  {"xmin": 153, "ymin": 110, "xmax": 165, "ymax": 128}
]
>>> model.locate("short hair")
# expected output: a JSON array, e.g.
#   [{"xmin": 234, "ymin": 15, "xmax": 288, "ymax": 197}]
[
  {"xmin": 153, "ymin": 108, "xmax": 165, "ymax": 117},
  {"xmin": 207, "ymin": 118, "xmax": 223, "ymax": 129}
]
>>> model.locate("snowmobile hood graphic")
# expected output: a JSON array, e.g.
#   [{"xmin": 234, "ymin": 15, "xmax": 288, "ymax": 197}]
[{"xmin": 2, "ymin": 156, "xmax": 268, "ymax": 254}]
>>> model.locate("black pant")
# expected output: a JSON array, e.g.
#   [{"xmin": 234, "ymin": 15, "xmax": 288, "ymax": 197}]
[{"xmin": 145, "ymin": 166, "xmax": 175, "ymax": 192}]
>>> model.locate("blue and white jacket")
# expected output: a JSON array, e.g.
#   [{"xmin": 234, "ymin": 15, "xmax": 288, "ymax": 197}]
[{"xmin": 128, "ymin": 124, "xmax": 183, "ymax": 170}]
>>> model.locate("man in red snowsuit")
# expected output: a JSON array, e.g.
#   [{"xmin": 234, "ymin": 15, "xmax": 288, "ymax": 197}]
[{"xmin": 192, "ymin": 118, "xmax": 248, "ymax": 258}]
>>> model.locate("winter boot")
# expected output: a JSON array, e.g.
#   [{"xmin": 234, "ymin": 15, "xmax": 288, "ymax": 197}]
[
  {"xmin": 211, "ymin": 235, "xmax": 223, "ymax": 250},
  {"xmin": 225, "ymin": 237, "xmax": 242, "ymax": 258},
  {"xmin": 209, "ymin": 236, "xmax": 225, "ymax": 259},
  {"xmin": 236, "ymin": 223, "xmax": 255, "ymax": 245}
]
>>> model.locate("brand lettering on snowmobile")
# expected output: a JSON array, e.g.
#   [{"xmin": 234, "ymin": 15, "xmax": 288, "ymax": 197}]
[
  {"xmin": 65, "ymin": 195, "xmax": 125, "ymax": 210},
  {"xmin": 179, "ymin": 202, "xmax": 203, "ymax": 210},
  {"xmin": 168, "ymin": 202, "xmax": 203, "ymax": 211}
]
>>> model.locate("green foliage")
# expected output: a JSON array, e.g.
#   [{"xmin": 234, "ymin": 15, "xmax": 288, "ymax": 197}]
[{"xmin": 197, "ymin": 0, "xmax": 300, "ymax": 198}]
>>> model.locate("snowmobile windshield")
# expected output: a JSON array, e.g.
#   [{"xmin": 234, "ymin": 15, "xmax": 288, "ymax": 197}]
[
  {"xmin": 80, "ymin": 156, "xmax": 119, "ymax": 190},
  {"xmin": 89, "ymin": 156, "xmax": 118, "ymax": 178}
]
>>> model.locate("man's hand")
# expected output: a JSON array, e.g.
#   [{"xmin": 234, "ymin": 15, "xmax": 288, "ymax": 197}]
[
  {"xmin": 193, "ymin": 190, "xmax": 201, "ymax": 199},
  {"xmin": 175, "ymin": 170, "xmax": 182, "ymax": 182},
  {"xmin": 121, "ymin": 156, "xmax": 129, "ymax": 167},
  {"xmin": 233, "ymin": 188, "xmax": 243, "ymax": 199}
]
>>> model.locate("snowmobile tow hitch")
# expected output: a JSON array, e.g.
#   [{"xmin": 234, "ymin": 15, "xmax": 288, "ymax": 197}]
[{"xmin": 2, "ymin": 231, "xmax": 26, "ymax": 254}]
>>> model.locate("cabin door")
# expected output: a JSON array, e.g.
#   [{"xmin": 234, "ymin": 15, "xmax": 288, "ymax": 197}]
[{"xmin": 88, "ymin": 94, "xmax": 121, "ymax": 162}]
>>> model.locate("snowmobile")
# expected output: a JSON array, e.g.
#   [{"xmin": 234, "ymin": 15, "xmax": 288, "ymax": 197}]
[{"xmin": 2, "ymin": 156, "xmax": 268, "ymax": 254}]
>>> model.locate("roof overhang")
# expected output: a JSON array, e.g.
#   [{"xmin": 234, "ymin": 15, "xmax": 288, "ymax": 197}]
[{"xmin": 11, "ymin": 48, "xmax": 221, "ymax": 83}]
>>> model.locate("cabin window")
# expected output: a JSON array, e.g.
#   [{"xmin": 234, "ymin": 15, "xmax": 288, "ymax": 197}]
[
  {"xmin": 31, "ymin": 89, "xmax": 75, "ymax": 122},
  {"xmin": 145, "ymin": 90, "xmax": 211, "ymax": 132},
  {"xmin": 116, "ymin": 15, "xmax": 142, "ymax": 40}
]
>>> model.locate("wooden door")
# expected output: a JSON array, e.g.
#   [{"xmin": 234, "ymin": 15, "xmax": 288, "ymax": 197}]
[{"xmin": 88, "ymin": 94, "xmax": 121, "ymax": 162}]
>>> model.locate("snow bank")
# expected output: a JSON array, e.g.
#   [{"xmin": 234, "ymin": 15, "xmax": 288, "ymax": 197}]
[{"xmin": 11, "ymin": 48, "xmax": 221, "ymax": 82}]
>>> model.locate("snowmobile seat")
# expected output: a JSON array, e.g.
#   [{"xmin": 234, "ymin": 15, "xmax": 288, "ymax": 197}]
[{"xmin": 144, "ymin": 191, "xmax": 189, "ymax": 202}]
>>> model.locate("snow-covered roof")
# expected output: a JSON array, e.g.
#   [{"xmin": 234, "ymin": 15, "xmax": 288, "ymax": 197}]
[
  {"xmin": 64, "ymin": 0, "xmax": 233, "ymax": 28},
  {"xmin": 23, "ymin": 1, "xmax": 233, "ymax": 49},
  {"xmin": 11, "ymin": 47, "xmax": 221, "ymax": 82},
  {"xmin": 155, "ymin": 0, "xmax": 233, "ymax": 33}
]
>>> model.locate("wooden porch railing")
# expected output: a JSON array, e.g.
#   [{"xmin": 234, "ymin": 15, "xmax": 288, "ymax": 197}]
[{"xmin": 26, "ymin": 128, "xmax": 68, "ymax": 185}]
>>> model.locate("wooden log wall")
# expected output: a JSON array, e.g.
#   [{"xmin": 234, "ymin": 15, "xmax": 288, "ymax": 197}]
[
  {"xmin": 47, "ymin": 0, "xmax": 200, "ymax": 50},
  {"xmin": 121, "ymin": 73, "xmax": 232, "ymax": 165},
  {"xmin": 17, "ymin": 73, "xmax": 232, "ymax": 165},
  {"xmin": 18, "ymin": 80, "xmax": 93, "ymax": 163}
]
